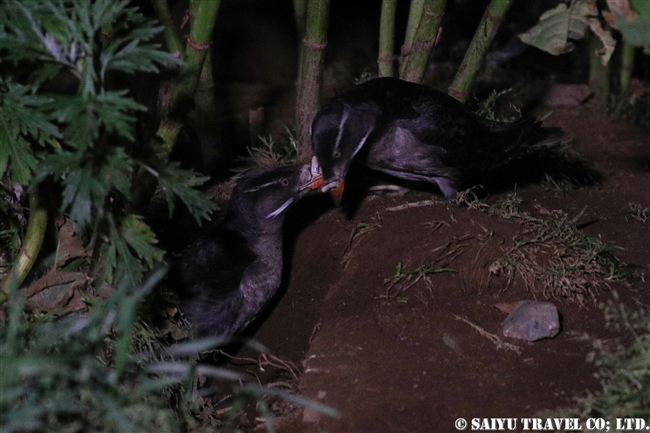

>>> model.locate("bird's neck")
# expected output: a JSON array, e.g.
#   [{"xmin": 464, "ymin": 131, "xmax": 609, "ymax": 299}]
[
  {"xmin": 225, "ymin": 213, "xmax": 283, "ymax": 256},
  {"xmin": 223, "ymin": 210, "xmax": 285, "ymax": 314},
  {"xmin": 231, "ymin": 231, "xmax": 284, "ymax": 331}
]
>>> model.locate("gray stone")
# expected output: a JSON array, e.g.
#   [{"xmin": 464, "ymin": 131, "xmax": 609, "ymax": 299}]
[
  {"xmin": 543, "ymin": 84, "xmax": 592, "ymax": 108},
  {"xmin": 502, "ymin": 301, "xmax": 560, "ymax": 341}
]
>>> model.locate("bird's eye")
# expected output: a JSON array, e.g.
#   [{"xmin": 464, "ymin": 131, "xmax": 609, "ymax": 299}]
[
  {"xmin": 333, "ymin": 151, "xmax": 341, "ymax": 158},
  {"xmin": 281, "ymin": 178, "xmax": 290, "ymax": 186}
]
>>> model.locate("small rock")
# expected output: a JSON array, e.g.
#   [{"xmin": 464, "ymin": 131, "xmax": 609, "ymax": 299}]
[
  {"xmin": 543, "ymin": 84, "xmax": 592, "ymax": 108},
  {"xmin": 502, "ymin": 301, "xmax": 560, "ymax": 341},
  {"xmin": 302, "ymin": 408, "xmax": 321, "ymax": 424},
  {"xmin": 442, "ymin": 333, "xmax": 460, "ymax": 351}
]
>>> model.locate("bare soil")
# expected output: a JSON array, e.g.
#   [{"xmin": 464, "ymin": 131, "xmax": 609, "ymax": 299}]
[{"xmin": 236, "ymin": 100, "xmax": 650, "ymax": 432}]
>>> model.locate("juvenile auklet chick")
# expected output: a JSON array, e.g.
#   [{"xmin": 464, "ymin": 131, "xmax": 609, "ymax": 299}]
[
  {"xmin": 311, "ymin": 77, "xmax": 564, "ymax": 203},
  {"xmin": 172, "ymin": 161, "xmax": 321, "ymax": 337}
]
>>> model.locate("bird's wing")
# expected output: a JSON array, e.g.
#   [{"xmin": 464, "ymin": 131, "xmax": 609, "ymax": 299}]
[{"xmin": 171, "ymin": 233, "xmax": 254, "ymax": 337}]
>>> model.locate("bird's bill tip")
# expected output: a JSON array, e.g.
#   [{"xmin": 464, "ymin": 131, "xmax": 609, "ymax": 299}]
[
  {"xmin": 303, "ymin": 156, "xmax": 324, "ymax": 190},
  {"xmin": 330, "ymin": 179, "xmax": 345, "ymax": 205},
  {"xmin": 304, "ymin": 173, "xmax": 324, "ymax": 190}
]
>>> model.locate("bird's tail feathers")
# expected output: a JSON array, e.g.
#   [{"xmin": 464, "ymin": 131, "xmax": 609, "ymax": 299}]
[{"xmin": 502, "ymin": 117, "xmax": 564, "ymax": 154}]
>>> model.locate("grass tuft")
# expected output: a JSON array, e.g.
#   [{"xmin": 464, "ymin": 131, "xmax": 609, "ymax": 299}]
[
  {"xmin": 628, "ymin": 203, "xmax": 649, "ymax": 223},
  {"xmin": 379, "ymin": 262, "xmax": 457, "ymax": 300},
  {"xmin": 488, "ymin": 197, "xmax": 635, "ymax": 304},
  {"xmin": 474, "ymin": 88, "xmax": 521, "ymax": 123},
  {"xmin": 551, "ymin": 294, "xmax": 650, "ymax": 421},
  {"xmin": 538, "ymin": 144, "xmax": 601, "ymax": 194},
  {"xmin": 608, "ymin": 82, "xmax": 650, "ymax": 131},
  {"xmin": 232, "ymin": 127, "xmax": 298, "ymax": 177}
]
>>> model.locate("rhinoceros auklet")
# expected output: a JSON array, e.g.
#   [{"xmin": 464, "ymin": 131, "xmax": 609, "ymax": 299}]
[
  {"xmin": 311, "ymin": 77, "xmax": 564, "ymax": 203},
  {"xmin": 172, "ymin": 161, "xmax": 321, "ymax": 337}
]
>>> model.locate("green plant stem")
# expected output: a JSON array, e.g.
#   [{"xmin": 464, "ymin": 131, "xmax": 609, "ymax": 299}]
[
  {"xmin": 296, "ymin": 0, "xmax": 330, "ymax": 164},
  {"xmin": 294, "ymin": 0, "xmax": 307, "ymax": 43},
  {"xmin": 448, "ymin": 0, "xmax": 513, "ymax": 102},
  {"xmin": 378, "ymin": 0, "xmax": 397, "ymax": 77},
  {"xmin": 399, "ymin": 0, "xmax": 445, "ymax": 83},
  {"xmin": 165, "ymin": 0, "xmax": 219, "ymax": 132},
  {"xmin": 295, "ymin": 0, "xmax": 308, "ymax": 82},
  {"xmin": 128, "ymin": 0, "xmax": 220, "ymax": 214},
  {"xmin": 194, "ymin": 50, "xmax": 223, "ymax": 174},
  {"xmin": 588, "ymin": 29, "xmax": 609, "ymax": 99},
  {"xmin": 151, "ymin": 0, "xmax": 184, "ymax": 56},
  {"xmin": 1, "ymin": 188, "xmax": 48, "ymax": 303},
  {"xmin": 403, "ymin": 0, "xmax": 425, "ymax": 50},
  {"xmin": 620, "ymin": 41, "xmax": 635, "ymax": 93}
]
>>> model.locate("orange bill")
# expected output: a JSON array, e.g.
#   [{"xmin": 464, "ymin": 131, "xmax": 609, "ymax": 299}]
[
  {"xmin": 304, "ymin": 156, "xmax": 324, "ymax": 190},
  {"xmin": 304, "ymin": 174, "xmax": 324, "ymax": 190},
  {"xmin": 330, "ymin": 179, "xmax": 345, "ymax": 205}
]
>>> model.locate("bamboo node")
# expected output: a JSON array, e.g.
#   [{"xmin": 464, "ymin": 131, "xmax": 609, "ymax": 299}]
[
  {"xmin": 185, "ymin": 35, "xmax": 210, "ymax": 51},
  {"xmin": 483, "ymin": 9, "xmax": 502, "ymax": 25},
  {"xmin": 303, "ymin": 40, "xmax": 328, "ymax": 51},
  {"xmin": 448, "ymin": 87, "xmax": 466, "ymax": 101},
  {"xmin": 377, "ymin": 55, "xmax": 394, "ymax": 64},
  {"xmin": 413, "ymin": 37, "xmax": 436, "ymax": 51}
]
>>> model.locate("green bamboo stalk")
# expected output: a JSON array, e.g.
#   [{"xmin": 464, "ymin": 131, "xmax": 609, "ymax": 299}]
[
  {"xmin": 194, "ymin": 50, "xmax": 223, "ymax": 174},
  {"xmin": 295, "ymin": 0, "xmax": 308, "ymax": 84},
  {"xmin": 296, "ymin": 0, "xmax": 330, "ymax": 164},
  {"xmin": 588, "ymin": 29, "xmax": 608, "ymax": 99},
  {"xmin": 151, "ymin": 0, "xmax": 184, "ymax": 56},
  {"xmin": 164, "ymin": 0, "xmax": 220, "ymax": 138},
  {"xmin": 378, "ymin": 0, "xmax": 397, "ymax": 77},
  {"xmin": 448, "ymin": 0, "xmax": 513, "ymax": 102},
  {"xmin": 399, "ymin": 0, "xmax": 445, "ymax": 84},
  {"xmin": 620, "ymin": 41, "xmax": 635, "ymax": 93},
  {"xmin": 294, "ymin": 0, "xmax": 307, "ymax": 42},
  {"xmin": 1, "ymin": 189, "xmax": 48, "ymax": 303},
  {"xmin": 128, "ymin": 0, "xmax": 220, "ymax": 214},
  {"xmin": 403, "ymin": 0, "xmax": 425, "ymax": 49}
]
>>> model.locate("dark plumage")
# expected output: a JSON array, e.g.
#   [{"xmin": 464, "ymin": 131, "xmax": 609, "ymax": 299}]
[
  {"xmin": 171, "ymin": 163, "xmax": 320, "ymax": 337},
  {"xmin": 311, "ymin": 77, "xmax": 564, "ymax": 202}
]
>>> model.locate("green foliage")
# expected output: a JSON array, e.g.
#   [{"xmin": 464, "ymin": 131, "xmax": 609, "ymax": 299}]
[
  {"xmin": 518, "ymin": 0, "xmax": 615, "ymax": 65},
  {"xmin": 0, "ymin": 82, "xmax": 61, "ymax": 185},
  {"xmin": 155, "ymin": 162, "xmax": 215, "ymax": 224},
  {"xmin": 0, "ymin": 269, "xmax": 181, "ymax": 433},
  {"xmin": 518, "ymin": 0, "xmax": 596, "ymax": 56},
  {"xmin": 0, "ymin": 269, "xmax": 338, "ymax": 432},
  {"xmin": 97, "ymin": 214, "xmax": 166, "ymax": 287},
  {"xmin": 0, "ymin": 0, "xmax": 216, "ymax": 287},
  {"xmin": 554, "ymin": 294, "xmax": 650, "ymax": 421},
  {"xmin": 616, "ymin": 0, "xmax": 650, "ymax": 47},
  {"xmin": 0, "ymin": 269, "xmax": 271, "ymax": 433},
  {"xmin": 474, "ymin": 88, "xmax": 520, "ymax": 123},
  {"xmin": 232, "ymin": 129, "xmax": 298, "ymax": 176}
]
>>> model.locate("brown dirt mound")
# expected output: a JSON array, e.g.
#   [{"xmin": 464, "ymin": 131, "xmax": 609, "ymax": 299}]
[{"xmin": 238, "ymin": 100, "xmax": 650, "ymax": 432}]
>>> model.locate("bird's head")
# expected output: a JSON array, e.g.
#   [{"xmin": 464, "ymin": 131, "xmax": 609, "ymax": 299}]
[
  {"xmin": 230, "ymin": 163, "xmax": 319, "ymax": 231},
  {"xmin": 310, "ymin": 101, "xmax": 379, "ymax": 205}
]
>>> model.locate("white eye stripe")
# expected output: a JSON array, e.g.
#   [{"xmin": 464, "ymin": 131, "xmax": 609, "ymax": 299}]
[
  {"xmin": 244, "ymin": 179, "xmax": 286, "ymax": 193},
  {"xmin": 333, "ymin": 109, "xmax": 349, "ymax": 154},
  {"xmin": 351, "ymin": 126, "xmax": 374, "ymax": 159},
  {"xmin": 266, "ymin": 197, "xmax": 294, "ymax": 218}
]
